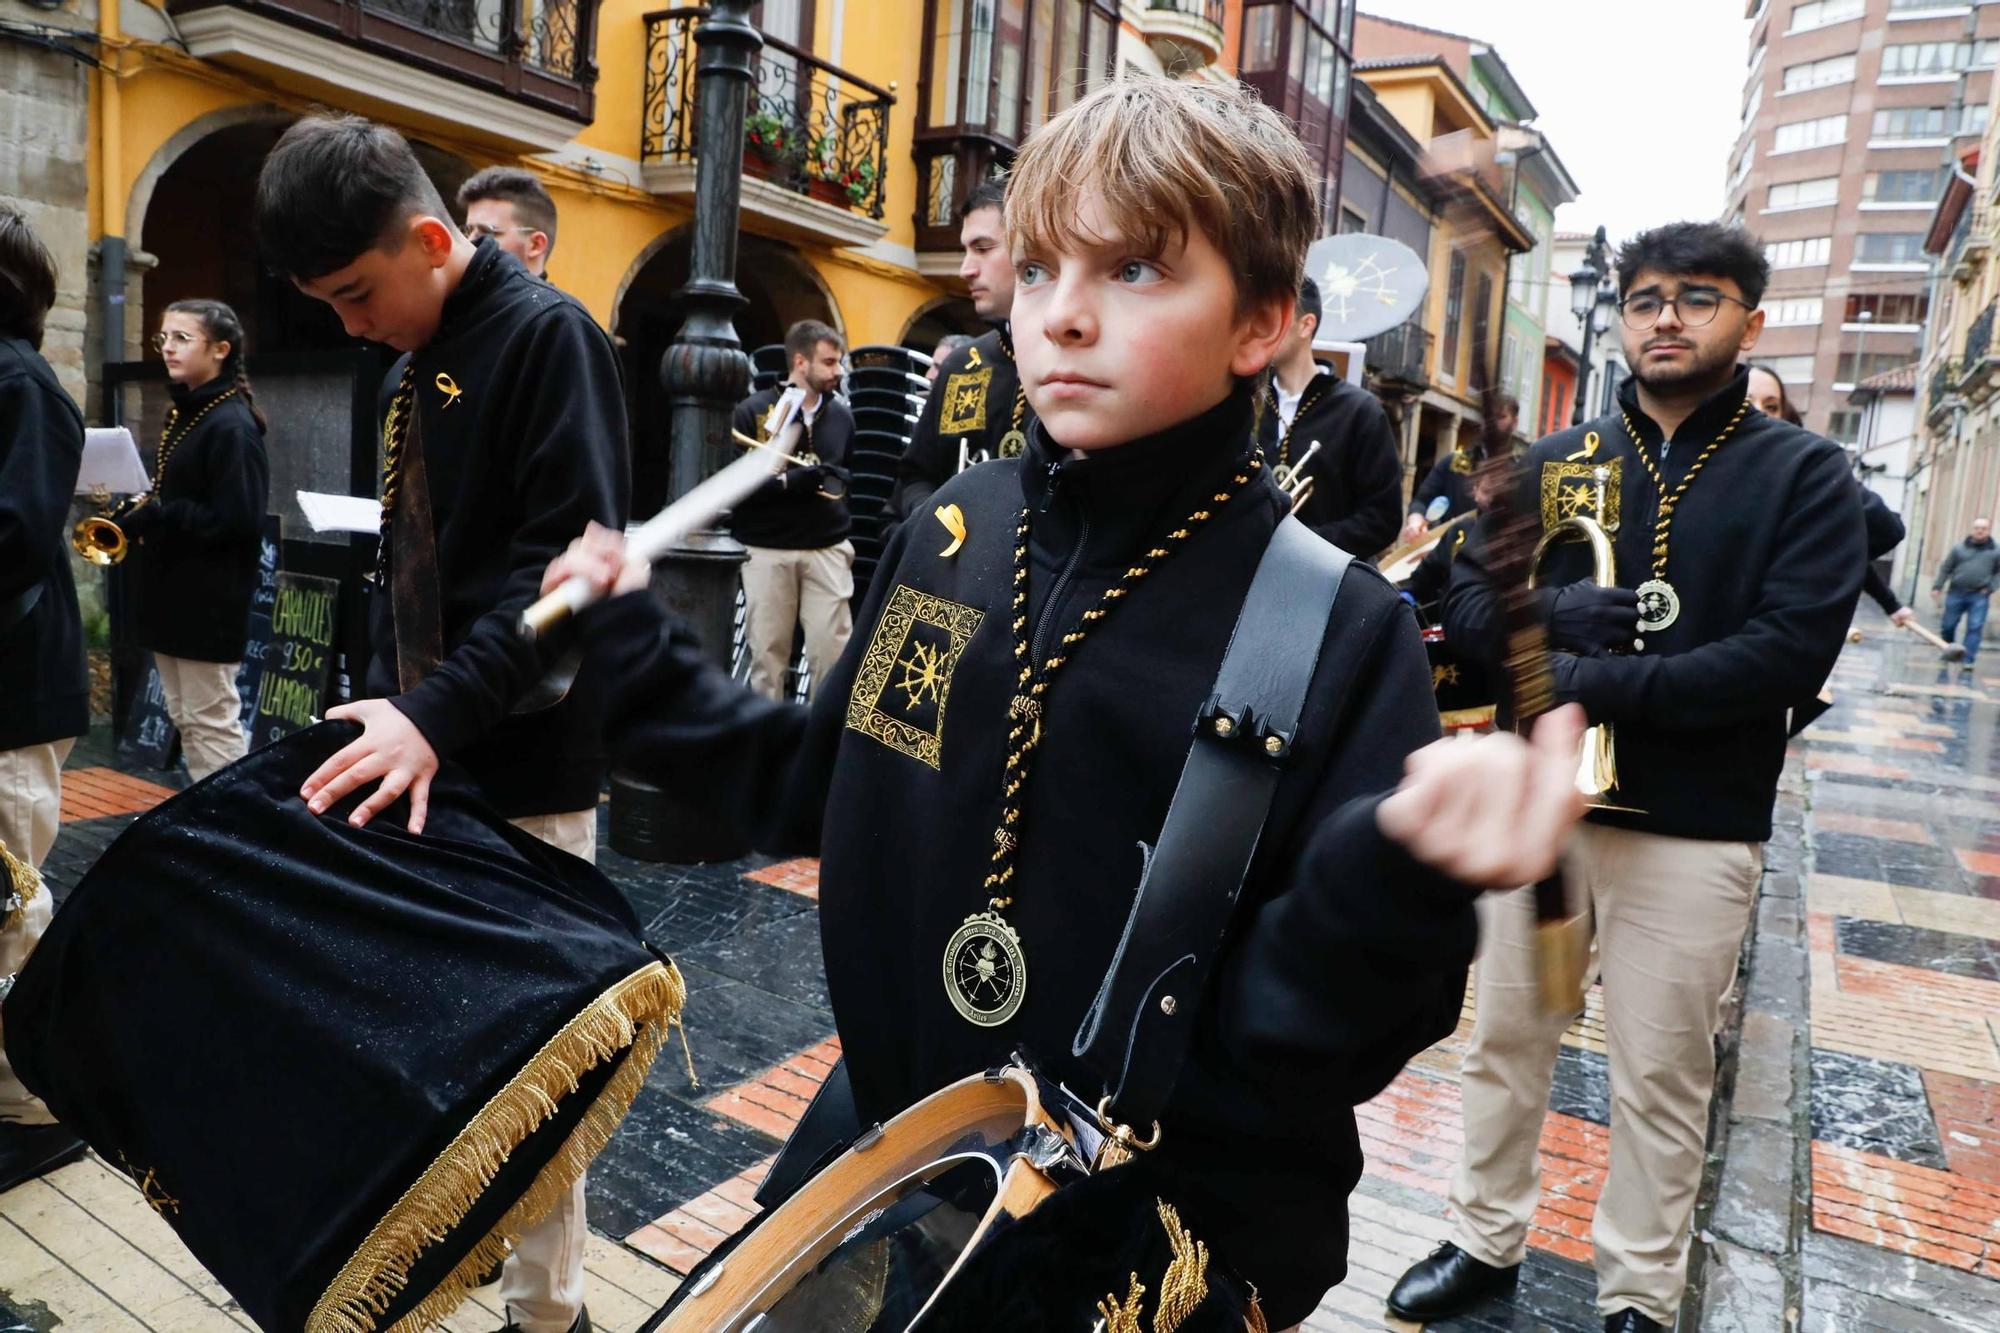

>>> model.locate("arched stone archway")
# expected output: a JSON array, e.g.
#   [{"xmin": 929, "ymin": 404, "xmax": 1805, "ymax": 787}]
[
  {"xmin": 898, "ymin": 295, "xmax": 984, "ymax": 354},
  {"xmin": 613, "ymin": 230, "xmax": 842, "ymax": 513}
]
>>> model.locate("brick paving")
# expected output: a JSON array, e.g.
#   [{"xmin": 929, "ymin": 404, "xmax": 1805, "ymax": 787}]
[{"xmin": 3, "ymin": 601, "xmax": 1997, "ymax": 1330}]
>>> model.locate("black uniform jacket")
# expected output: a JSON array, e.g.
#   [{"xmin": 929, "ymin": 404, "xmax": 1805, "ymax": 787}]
[
  {"xmin": 891, "ymin": 326, "xmax": 1026, "ymax": 519},
  {"xmin": 1444, "ymin": 370, "xmax": 1862, "ymax": 842},
  {"xmin": 576, "ymin": 387, "xmax": 1474, "ymax": 1325},
  {"xmin": 122, "ymin": 376, "xmax": 269, "ymax": 663},
  {"xmin": 369, "ymin": 240, "xmax": 630, "ymax": 816},
  {"xmin": 1859, "ymin": 488, "xmax": 1906, "ymax": 616},
  {"xmin": 0, "ymin": 338, "xmax": 87, "ymax": 751},
  {"xmin": 728, "ymin": 385, "xmax": 854, "ymax": 549},
  {"xmin": 1255, "ymin": 369, "xmax": 1404, "ymax": 558}
]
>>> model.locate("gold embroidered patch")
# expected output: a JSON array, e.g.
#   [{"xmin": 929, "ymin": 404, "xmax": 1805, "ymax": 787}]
[
  {"xmin": 1538, "ymin": 457, "xmax": 1623, "ymax": 532},
  {"xmin": 846, "ymin": 585, "xmax": 984, "ymax": 768},
  {"xmin": 939, "ymin": 365, "xmax": 992, "ymax": 435}
]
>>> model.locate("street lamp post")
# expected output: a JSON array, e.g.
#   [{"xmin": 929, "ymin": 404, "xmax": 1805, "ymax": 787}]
[
  {"xmin": 657, "ymin": 0, "xmax": 761, "ymax": 664},
  {"xmin": 1570, "ymin": 225, "xmax": 1616, "ymax": 426}
]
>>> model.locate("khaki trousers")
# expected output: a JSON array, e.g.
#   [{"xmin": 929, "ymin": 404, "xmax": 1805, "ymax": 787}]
[
  {"xmin": 155, "ymin": 654, "xmax": 246, "ymax": 781},
  {"xmin": 499, "ymin": 807, "xmax": 597, "ymax": 1333},
  {"xmin": 1450, "ymin": 822, "xmax": 1761, "ymax": 1324},
  {"xmin": 741, "ymin": 542, "xmax": 855, "ymax": 702},
  {"xmin": 0, "ymin": 738, "xmax": 73, "ymax": 1124}
]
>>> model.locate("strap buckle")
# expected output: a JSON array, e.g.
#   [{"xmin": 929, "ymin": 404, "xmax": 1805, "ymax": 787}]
[{"xmin": 1092, "ymin": 1094, "xmax": 1163, "ymax": 1171}]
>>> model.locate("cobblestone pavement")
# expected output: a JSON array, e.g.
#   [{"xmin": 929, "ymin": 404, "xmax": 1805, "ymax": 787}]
[{"xmin": 3, "ymin": 603, "xmax": 1997, "ymax": 1331}]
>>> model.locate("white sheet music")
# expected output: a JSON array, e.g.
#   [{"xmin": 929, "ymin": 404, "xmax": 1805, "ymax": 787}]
[
  {"xmin": 77, "ymin": 428, "xmax": 149, "ymax": 495},
  {"xmin": 296, "ymin": 491, "xmax": 384, "ymax": 534}
]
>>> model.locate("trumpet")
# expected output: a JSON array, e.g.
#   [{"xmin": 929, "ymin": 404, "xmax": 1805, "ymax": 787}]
[
  {"xmin": 71, "ymin": 491, "xmax": 148, "ymax": 566},
  {"xmin": 1273, "ymin": 439, "xmax": 1320, "ymax": 516},
  {"xmin": 1526, "ymin": 464, "xmax": 1620, "ymax": 803}
]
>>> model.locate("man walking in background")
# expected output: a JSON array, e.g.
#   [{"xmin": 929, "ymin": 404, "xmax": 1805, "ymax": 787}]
[{"xmin": 1933, "ymin": 516, "xmax": 1997, "ymax": 672}]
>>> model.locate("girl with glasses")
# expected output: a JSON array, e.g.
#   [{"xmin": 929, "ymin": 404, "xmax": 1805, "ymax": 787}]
[{"xmin": 122, "ymin": 300, "xmax": 270, "ymax": 780}]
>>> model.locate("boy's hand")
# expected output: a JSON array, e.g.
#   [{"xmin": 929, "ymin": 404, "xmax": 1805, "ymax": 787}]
[
  {"xmin": 1399, "ymin": 512, "xmax": 1428, "ymax": 543},
  {"xmin": 542, "ymin": 521, "xmax": 651, "ymax": 601},
  {"xmin": 300, "ymin": 699, "xmax": 440, "ymax": 833},
  {"xmin": 1890, "ymin": 607, "xmax": 1915, "ymax": 627},
  {"xmin": 1377, "ymin": 704, "xmax": 1588, "ymax": 890}
]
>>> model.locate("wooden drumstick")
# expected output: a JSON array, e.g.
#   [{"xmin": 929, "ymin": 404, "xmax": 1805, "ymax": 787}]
[{"xmin": 1900, "ymin": 618, "xmax": 1967, "ymax": 661}]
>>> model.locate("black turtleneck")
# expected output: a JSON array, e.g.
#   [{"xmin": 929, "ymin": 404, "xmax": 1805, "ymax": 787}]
[
  {"xmin": 121, "ymin": 368, "xmax": 270, "ymax": 663},
  {"xmin": 1444, "ymin": 367, "xmax": 1863, "ymax": 841},
  {"xmin": 367, "ymin": 237, "xmax": 630, "ymax": 816},
  {"xmin": 574, "ymin": 383, "xmax": 1475, "ymax": 1324},
  {"xmin": 891, "ymin": 325, "xmax": 1025, "ymax": 519}
]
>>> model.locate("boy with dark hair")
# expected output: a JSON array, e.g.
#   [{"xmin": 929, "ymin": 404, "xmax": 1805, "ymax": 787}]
[
  {"xmin": 0, "ymin": 204, "xmax": 90, "ymax": 1192},
  {"xmin": 257, "ymin": 113, "xmax": 628, "ymax": 1333},
  {"xmin": 545, "ymin": 76, "xmax": 1585, "ymax": 1330},
  {"xmin": 457, "ymin": 165, "xmax": 558, "ymax": 280},
  {"xmin": 1396, "ymin": 220, "xmax": 1862, "ymax": 1333},
  {"xmin": 730, "ymin": 317, "xmax": 856, "ymax": 700},
  {"xmin": 890, "ymin": 177, "xmax": 1027, "ymax": 517},
  {"xmin": 1257, "ymin": 274, "xmax": 1404, "ymax": 557}
]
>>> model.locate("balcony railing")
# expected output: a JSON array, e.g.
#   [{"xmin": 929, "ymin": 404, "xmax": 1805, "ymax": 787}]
[
  {"xmin": 1931, "ymin": 359, "xmax": 1960, "ymax": 414},
  {"xmin": 1963, "ymin": 301, "xmax": 1995, "ymax": 372},
  {"xmin": 168, "ymin": 0, "xmax": 601, "ymax": 120},
  {"xmin": 1365, "ymin": 318, "xmax": 1433, "ymax": 389},
  {"xmin": 1147, "ymin": 0, "xmax": 1225, "ymax": 25},
  {"xmin": 641, "ymin": 8, "xmax": 891, "ymax": 220}
]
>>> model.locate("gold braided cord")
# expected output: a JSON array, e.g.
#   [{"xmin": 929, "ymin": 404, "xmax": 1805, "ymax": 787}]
[
  {"xmin": 1096, "ymin": 1274, "xmax": 1147, "ymax": 1333},
  {"xmin": 1273, "ymin": 376, "xmax": 1326, "ymax": 471},
  {"xmin": 1153, "ymin": 1199, "xmax": 1211, "ymax": 1332},
  {"xmin": 982, "ymin": 451, "xmax": 1264, "ymax": 911},
  {"xmin": 996, "ymin": 326, "xmax": 1026, "ymax": 438},
  {"xmin": 118, "ymin": 388, "xmax": 240, "ymax": 521},
  {"xmin": 308, "ymin": 960, "xmax": 687, "ymax": 1333},
  {"xmin": 1619, "ymin": 398, "xmax": 1752, "ymax": 583},
  {"xmin": 376, "ymin": 363, "xmax": 418, "ymax": 579},
  {"xmin": 1, "ymin": 837, "xmax": 39, "ymax": 936}
]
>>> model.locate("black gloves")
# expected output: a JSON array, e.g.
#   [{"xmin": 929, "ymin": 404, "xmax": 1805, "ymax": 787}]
[{"xmin": 1547, "ymin": 582, "xmax": 1639, "ymax": 655}]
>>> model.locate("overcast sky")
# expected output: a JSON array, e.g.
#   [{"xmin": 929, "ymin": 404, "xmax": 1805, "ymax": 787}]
[{"xmin": 1357, "ymin": 0, "xmax": 1754, "ymax": 244}]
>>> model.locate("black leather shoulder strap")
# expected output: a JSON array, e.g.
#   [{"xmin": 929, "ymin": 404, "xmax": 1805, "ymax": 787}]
[{"xmin": 1072, "ymin": 515, "xmax": 1352, "ymax": 1129}]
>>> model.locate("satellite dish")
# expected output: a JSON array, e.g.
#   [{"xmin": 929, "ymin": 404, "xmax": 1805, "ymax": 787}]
[{"xmin": 1303, "ymin": 233, "xmax": 1430, "ymax": 343}]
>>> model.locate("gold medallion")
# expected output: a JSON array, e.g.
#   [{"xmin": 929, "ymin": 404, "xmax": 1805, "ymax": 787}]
[
  {"xmin": 942, "ymin": 910, "xmax": 1026, "ymax": 1027},
  {"xmin": 1635, "ymin": 579, "xmax": 1681, "ymax": 633},
  {"xmin": 997, "ymin": 429, "xmax": 1027, "ymax": 459}
]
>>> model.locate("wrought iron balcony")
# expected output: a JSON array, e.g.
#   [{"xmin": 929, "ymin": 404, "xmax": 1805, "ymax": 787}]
[
  {"xmin": 1930, "ymin": 358, "xmax": 1959, "ymax": 416},
  {"xmin": 1365, "ymin": 318, "xmax": 1433, "ymax": 389},
  {"xmin": 642, "ymin": 7, "xmax": 892, "ymax": 242},
  {"xmin": 167, "ymin": 0, "xmax": 602, "ymax": 130},
  {"xmin": 1142, "ymin": 0, "xmax": 1225, "ymax": 70},
  {"xmin": 1962, "ymin": 300, "xmax": 1995, "ymax": 373}
]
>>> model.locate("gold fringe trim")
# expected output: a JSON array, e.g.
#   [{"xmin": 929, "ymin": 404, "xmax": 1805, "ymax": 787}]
[
  {"xmin": 1, "ymin": 837, "xmax": 39, "ymax": 936},
  {"xmin": 1153, "ymin": 1200, "xmax": 1209, "ymax": 1333},
  {"xmin": 307, "ymin": 960, "xmax": 687, "ymax": 1333},
  {"xmin": 1098, "ymin": 1274, "xmax": 1147, "ymax": 1333},
  {"xmin": 1243, "ymin": 1287, "xmax": 1269, "ymax": 1333}
]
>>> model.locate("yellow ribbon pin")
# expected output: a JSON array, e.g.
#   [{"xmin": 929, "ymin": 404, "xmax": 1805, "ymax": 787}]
[
  {"xmin": 935, "ymin": 503, "xmax": 968, "ymax": 558},
  {"xmin": 435, "ymin": 373, "xmax": 464, "ymax": 408},
  {"xmin": 1566, "ymin": 430, "xmax": 1600, "ymax": 462}
]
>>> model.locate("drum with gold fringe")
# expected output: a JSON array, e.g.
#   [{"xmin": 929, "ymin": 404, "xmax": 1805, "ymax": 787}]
[{"xmin": 2, "ymin": 721, "xmax": 687, "ymax": 1332}]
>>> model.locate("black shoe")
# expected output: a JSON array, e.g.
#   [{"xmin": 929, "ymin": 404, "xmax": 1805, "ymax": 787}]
[
  {"xmin": 487, "ymin": 1309, "xmax": 589, "ymax": 1333},
  {"xmin": 1604, "ymin": 1310, "xmax": 1666, "ymax": 1332},
  {"xmin": 0, "ymin": 1122, "xmax": 87, "ymax": 1194},
  {"xmin": 1385, "ymin": 1241, "xmax": 1520, "ymax": 1320}
]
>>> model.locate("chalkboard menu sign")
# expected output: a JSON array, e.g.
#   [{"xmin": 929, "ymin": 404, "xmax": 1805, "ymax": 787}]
[
  {"xmin": 118, "ymin": 654, "xmax": 181, "ymax": 770},
  {"xmin": 249, "ymin": 572, "xmax": 340, "ymax": 746},
  {"xmin": 235, "ymin": 517, "xmax": 282, "ymax": 738}
]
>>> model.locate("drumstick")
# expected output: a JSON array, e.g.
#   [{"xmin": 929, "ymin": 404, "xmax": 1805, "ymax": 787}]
[
  {"xmin": 520, "ymin": 391, "xmax": 807, "ymax": 640},
  {"xmin": 1900, "ymin": 618, "xmax": 1967, "ymax": 661}
]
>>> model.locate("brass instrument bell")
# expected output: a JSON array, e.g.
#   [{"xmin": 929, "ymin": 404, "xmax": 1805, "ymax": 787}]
[
  {"xmin": 1274, "ymin": 439, "xmax": 1320, "ymax": 516},
  {"xmin": 72, "ymin": 494, "xmax": 143, "ymax": 566}
]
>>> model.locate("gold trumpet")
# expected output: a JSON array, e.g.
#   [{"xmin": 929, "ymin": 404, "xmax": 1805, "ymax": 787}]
[
  {"xmin": 71, "ymin": 491, "xmax": 148, "ymax": 566},
  {"xmin": 1273, "ymin": 439, "xmax": 1320, "ymax": 516},
  {"xmin": 1526, "ymin": 465, "xmax": 1620, "ymax": 803}
]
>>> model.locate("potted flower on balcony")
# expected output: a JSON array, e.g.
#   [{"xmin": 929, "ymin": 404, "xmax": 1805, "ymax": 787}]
[
  {"xmin": 840, "ymin": 159, "xmax": 878, "ymax": 211},
  {"xmin": 801, "ymin": 133, "xmax": 848, "ymax": 208},
  {"xmin": 744, "ymin": 109, "xmax": 790, "ymax": 181}
]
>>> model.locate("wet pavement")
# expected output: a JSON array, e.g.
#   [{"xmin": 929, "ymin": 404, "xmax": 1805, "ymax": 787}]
[{"xmin": 4, "ymin": 600, "xmax": 1998, "ymax": 1330}]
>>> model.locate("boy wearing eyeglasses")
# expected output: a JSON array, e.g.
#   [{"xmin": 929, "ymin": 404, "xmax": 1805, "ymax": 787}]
[{"xmin": 1395, "ymin": 222, "xmax": 1864, "ymax": 1333}]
